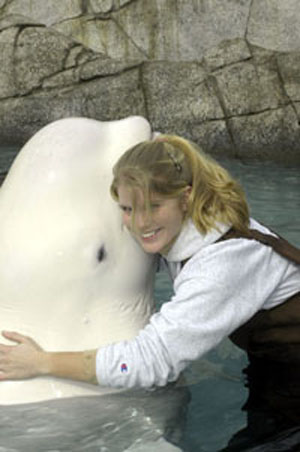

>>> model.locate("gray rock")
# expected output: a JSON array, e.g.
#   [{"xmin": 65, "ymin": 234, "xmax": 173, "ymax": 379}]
[
  {"xmin": 88, "ymin": 0, "xmax": 133, "ymax": 14},
  {"xmin": 142, "ymin": 62, "xmax": 223, "ymax": 132},
  {"xmin": 203, "ymin": 38, "xmax": 251, "ymax": 72},
  {"xmin": 64, "ymin": 45, "xmax": 98, "ymax": 69},
  {"xmin": 190, "ymin": 120, "xmax": 236, "ymax": 158},
  {"xmin": 53, "ymin": 16, "xmax": 148, "ymax": 59},
  {"xmin": 213, "ymin": 57, "xmax": 287, "ymax": 116},
  {"xmin": 247, "ymin": 0, "xmax": 300, "ymax": 52},
  {"xmin": 0, "ymin": 13, "xmax": 41, "ymax": 31},
  {"xmin": 0, "ymin": 68, "xmax": 146, "ymax": 145},
  {"xmin": 0, "ymin": 0, "xmax": 300, "ymax": 162},
  {"xmin": 80, "ymin": 57, "xmax": 142, "ymax": 80},
  {"xmin": 52, "ymin": 0, "xmax": 252, "ymax": 61},
  {"xmin": 42, "ymin": 67, "xmax": 82, "ymax": 89},
  {"xmin": 0, "ymin": 27, "xmax": 19, "ymax": 98},
  {"xmin": 294, "ymin": 102, "xmax": 300, "ymax": 122},
  {"xmin": 77, "ymin": 68, "xmax": 146, "ymax": 119},
  {"xmin": 14, "ymin": 26, "xmax": 74, "ymax": 95},
  {"xmin": 89, "ymin": 0, "xmax": 114, "ymax": 14},
  {"xmin": 229, "ymin": 106, "xmax": 300, "ymax": 163},
  {"xmin": 3, "ymin": 0, "xmax": 82, "ymax": 26},
  {"xmin": 277, "ymin": 52, "xmax": 300, "ymax": 101},
  {"xmin": 0, "ymin": 93, "xmax": 84, "ymax": 145}
]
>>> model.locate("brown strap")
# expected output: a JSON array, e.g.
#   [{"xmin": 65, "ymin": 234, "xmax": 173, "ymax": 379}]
[
  {"xmin": 219, "ymin": 226, "xmax": 300, "ymax": 354},
  {"xmin": 230, "ymin": 291, "xmax": 300, "ymax": 352},
  {"xmin": 219, "ymin": 227, "xmax": 300, "ymax": 265}
]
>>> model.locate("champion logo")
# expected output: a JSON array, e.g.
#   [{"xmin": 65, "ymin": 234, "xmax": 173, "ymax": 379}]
[{"xmin": 120, "ymin": 363, "xmax": 128, "ymax": 373}]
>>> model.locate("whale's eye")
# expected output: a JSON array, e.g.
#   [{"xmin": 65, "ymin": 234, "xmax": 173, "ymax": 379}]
[{"xmin": 97, "ymin": 245, "xmax": 106, "ymax": 262}]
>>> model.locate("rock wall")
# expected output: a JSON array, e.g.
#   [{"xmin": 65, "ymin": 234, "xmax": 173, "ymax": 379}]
[{"xmin": 0, "ymin": 0, "xmax": 300, "ymax": 162}]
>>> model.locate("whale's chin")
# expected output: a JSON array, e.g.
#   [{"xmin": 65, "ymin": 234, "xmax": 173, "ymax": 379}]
[{"xmin": 0, "ymin": 378, "xmax": 125, "ymax": 405}]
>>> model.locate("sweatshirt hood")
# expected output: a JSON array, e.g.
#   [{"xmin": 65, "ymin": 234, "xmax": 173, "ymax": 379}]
[{"xmin": 162, "ymin": 219, "xmax": 231, "ymax": 263}]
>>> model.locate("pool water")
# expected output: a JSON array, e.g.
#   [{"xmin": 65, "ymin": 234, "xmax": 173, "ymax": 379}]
[{"xmin": 0, "ymin": 148, "xmax": 299, "ymax": 451}]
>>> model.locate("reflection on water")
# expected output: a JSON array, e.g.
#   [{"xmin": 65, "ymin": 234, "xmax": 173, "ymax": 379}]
[
  {"xmin": 0, "ymin": 148, "xmax": 299, "ymax": 451},
  {"xmin": 0, "ymin": 387, "xmax": 189, "ymax": 451}
]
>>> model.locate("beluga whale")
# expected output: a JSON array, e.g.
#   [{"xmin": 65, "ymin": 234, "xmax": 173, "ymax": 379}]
[{"xmin": 0, "ymin": 116, "xmax": 157, "ymax": 404}]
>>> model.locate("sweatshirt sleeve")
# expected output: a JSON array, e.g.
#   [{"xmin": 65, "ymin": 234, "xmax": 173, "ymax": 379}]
[{"xmin": 96, "ymin": 238, "xmax": 299, "ymax": 388}]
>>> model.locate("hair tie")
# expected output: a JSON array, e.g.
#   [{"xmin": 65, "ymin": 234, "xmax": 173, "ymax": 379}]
[{"xmin": 166, "ymin": 150, "xmax": 182, "ymax": 173}]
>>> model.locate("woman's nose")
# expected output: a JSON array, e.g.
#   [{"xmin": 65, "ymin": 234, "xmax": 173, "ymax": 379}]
[{"xmin": 135, "ymin": 209, "xmax": 150, "ymax": 230}]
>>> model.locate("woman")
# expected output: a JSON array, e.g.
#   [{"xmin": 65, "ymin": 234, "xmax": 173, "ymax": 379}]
[{"xmin": 0, "ymin": 136, "xmax": 299, "ymax": 420}]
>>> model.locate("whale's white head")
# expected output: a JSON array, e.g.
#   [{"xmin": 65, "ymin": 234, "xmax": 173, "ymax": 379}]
[{"xmin": 0, "ymin": 116, "xmax": 156, "ymax": 403}]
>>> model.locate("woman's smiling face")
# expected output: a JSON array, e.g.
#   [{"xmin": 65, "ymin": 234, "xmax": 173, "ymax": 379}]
[{"xmin": 117, "ymin": 184, "xmax": 189, "ymax": 255}]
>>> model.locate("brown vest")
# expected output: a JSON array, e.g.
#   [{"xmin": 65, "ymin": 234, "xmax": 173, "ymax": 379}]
[{"xmin": 218, "ymin": 227, "xmax": 300, "ymax": 362}]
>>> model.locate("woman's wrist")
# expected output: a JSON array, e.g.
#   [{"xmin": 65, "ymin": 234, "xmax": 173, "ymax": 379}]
[
  {"xmin": 43, "ymin": 349, "xmax": 98, "ymax": 384},
  {"xmin": 37, "ymin": 350, "xmax": 52, "ymax": 376}
]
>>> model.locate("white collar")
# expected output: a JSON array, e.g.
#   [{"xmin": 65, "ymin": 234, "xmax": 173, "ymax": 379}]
[{"xmin": 162, "ymin": 219, "xmax": 231, "ymax": 263}]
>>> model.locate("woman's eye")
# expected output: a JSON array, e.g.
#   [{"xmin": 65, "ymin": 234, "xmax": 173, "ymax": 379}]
[{"xmin": 120, "ymin": 206, "xmax": 132, "ymax": 214}]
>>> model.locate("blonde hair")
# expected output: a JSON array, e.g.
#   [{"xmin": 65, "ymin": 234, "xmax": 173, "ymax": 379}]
[{"xmin": 110, "ymin": 135, "xmax": 250, "ymax": 234}]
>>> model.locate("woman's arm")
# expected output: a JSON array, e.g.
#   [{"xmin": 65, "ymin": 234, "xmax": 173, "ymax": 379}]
[{"xmin": 0, "ymin": 331, "xmax": 98, "ymax": 384}]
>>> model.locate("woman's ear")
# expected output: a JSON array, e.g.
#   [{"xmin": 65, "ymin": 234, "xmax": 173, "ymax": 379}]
[{"xmin": 181, "ymin": 185, "xmax": 192, "ymax": 212}]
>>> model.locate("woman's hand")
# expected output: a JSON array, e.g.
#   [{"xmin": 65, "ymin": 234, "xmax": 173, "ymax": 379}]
[
  {"xmin": 0, "ymin": 331, "xmax": 98, "ymax": 384},
  {"xmin": 0, "ymin": 331, "xmax": 47, "ymax": 380}
]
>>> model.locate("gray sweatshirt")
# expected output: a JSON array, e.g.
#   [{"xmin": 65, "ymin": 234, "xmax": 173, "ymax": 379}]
[{"xmin": 95, "ymin": 219, "xmax": 300, "ymax": 388}]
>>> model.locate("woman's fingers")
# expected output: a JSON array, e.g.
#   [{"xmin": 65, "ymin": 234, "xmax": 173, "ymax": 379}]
[
  {"xmin": 1, "ymin": 330, "xmax": 28, "ymax": 344},
  {"xmin": 1, "ymin": 331, "xmax": 43, "ymax": 350},
  {"xmin": 0, "ymin": 332, "xmax": 45, "ymax": 380}
]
